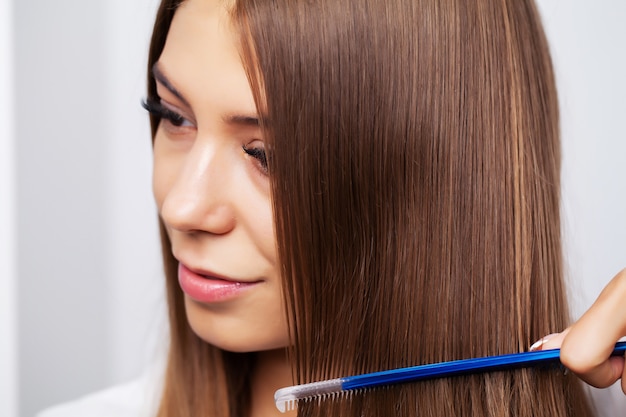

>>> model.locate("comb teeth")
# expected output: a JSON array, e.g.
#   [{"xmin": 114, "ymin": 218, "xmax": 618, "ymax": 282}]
[
  {"xmin": 278, "ymin": 389, "xmax": 360, "ymax": 412},
  {"xmin": 281, "ymin": 399, "xmax": 297, "ymax": 413},
  {"xmin": 275, "ymin": 378, "xmax": 344, "ymax": 413}
]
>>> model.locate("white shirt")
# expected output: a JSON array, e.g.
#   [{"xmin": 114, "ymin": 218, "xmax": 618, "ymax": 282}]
[{"xmin": 36, "ymin": 370, "xmax": 161, "ymax": 417}]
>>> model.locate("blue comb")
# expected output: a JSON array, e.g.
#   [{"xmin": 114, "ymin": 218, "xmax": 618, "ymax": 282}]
[{"xmin": 275, "ymin": 341, "xmax": 626, "ymax": 412}]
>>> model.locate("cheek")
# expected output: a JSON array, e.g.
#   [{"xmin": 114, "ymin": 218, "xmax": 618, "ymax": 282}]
[
  {"xmin": 232, "ymin": 165, "xmax": 276, "ymax": 261},
  {"xmin": 152, "ymin": 140, "xmax": 177, "ymax": 210},
  {"xmin": 252, "ymin": 194, "xmax": 278, "ymax": 264}
]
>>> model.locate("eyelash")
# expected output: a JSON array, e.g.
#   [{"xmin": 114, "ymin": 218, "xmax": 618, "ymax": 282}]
[
  {"xmin": 142, "ymin": 97, "xmax": 269, "ymax": 175},
  {"xmin": 141, "ymin": 97, "xmax": 191, "ymax": 128},
  {"xmin": 243, "ymin": 144, "xmax": 268, "ymax": 174}
]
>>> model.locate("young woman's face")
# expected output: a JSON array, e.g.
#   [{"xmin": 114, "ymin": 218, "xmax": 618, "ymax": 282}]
[{"xmin": 152, "ymin": 0, "xmax": 289, "ymax": 352}]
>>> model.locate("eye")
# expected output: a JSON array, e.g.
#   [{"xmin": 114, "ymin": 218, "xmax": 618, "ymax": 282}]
[
  {"xmin": 141, "ymin": 97, "xmax": 194, "ymax": 129},
  {"xmin": 242, "ymin": 143, "xmax": 268, "ymax": 174}
]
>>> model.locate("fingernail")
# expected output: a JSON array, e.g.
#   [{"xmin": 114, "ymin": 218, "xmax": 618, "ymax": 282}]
[{"xmin": 529, "ymin": 333, "xmax": 558, "ymax": 351}]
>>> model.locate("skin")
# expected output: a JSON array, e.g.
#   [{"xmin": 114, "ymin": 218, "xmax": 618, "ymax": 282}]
[
  {"xmin": 150, "ymin": 0, "xmax": 626, "ymax": 413},
  {"xmin": 151, "ymin": 0, "xmax": 294, "ymax": 415},
  {"xmin": 540, "ymin": 268, "xmax": 626, "ymax": 394}
]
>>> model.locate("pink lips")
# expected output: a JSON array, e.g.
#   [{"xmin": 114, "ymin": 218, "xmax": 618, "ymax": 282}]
[{"xmin": 177, "ymin": 263, "xmax": 261, "ymax": 303}]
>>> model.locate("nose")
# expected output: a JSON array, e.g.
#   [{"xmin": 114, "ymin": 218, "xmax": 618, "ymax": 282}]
[{"xmin": 158, "ymin": 141, "xmax": 236, "ymax": 235}]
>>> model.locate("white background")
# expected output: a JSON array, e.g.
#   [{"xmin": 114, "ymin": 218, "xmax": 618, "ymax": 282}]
[{"xmin": 1, "ymin": 1, "xmax": 624, "ymax": 416}]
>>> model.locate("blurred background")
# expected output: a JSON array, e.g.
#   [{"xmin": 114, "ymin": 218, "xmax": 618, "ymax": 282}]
[
  {"xmin": 0, "ymin": 0, "xmax": 625, "ymax": 416},
  {"xmin": 1, "ymin": 1, "xmax": 164, "ymax": 416}
]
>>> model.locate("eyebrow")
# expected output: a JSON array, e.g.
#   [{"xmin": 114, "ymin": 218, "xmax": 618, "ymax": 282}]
[
  {"xmin": 223, "ymin": 114, "xmax": 260, "ymax": 127},
  {"xmin": 152, "ymin": 62, "xmax": 190, "ymax": 107},
  {"xmin": 152, "ymin": 62, "xmax": 262, "ymax": 128}
]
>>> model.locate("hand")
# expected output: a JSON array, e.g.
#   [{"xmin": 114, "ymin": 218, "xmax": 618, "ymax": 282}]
[{"xmin": 536, "ymin": 268, "xmax": 626, "ymax": 393}]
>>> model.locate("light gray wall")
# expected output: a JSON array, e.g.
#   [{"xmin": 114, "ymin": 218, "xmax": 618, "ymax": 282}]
[
  {"xmin": 14, "ymin": 1, "xmax": 163, "ymax": 416},
  {"xmin": 538, "ymin": 0, "xmax": 626, "ymax": 314},
  {"xmin": 101, "ymin": 0, "xmax": 165, "ymax": 387},
  {"xmin": 6, "ymin": 1, "xmax": 626, "ymax": 417},
  {"xmin": 15, "ymin": 1, "xmax": 109, "ymax": 416},
  {"xmin": 1, "ymin": 0, "xmax": 17, "ymax": 415}
]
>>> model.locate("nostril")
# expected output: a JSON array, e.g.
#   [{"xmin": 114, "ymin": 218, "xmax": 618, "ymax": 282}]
[{"xmin": 201, "ymin": 204, "xmax": 236, "ymax": 235}]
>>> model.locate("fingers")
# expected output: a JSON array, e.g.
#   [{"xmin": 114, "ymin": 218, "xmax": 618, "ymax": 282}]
[
  {"xmin": 533, "ymin": 268, "xmax": 626, "ymax": 392},
  {"xmin": 561, "ymin": 268, "xmax": 626, "ymax": 389},
  {"xmin": 535, "ymin": 329, "xmax": 568, "ymax": 351}
]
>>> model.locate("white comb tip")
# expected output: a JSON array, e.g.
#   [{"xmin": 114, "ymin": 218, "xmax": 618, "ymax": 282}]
[
  {"xmin": 274, "ymin": 387, "xmax": 297, "ymax": 413},
  {"xmin": 274, "ymin": 399, "xmax": 297, "ymax": 413},
  {"xmin": 274, "ymin": 378, "xmax": 344, "ymax": 413}
]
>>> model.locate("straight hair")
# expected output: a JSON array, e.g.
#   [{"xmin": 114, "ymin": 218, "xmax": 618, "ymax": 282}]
[{"xmin": 148, "ymin": 0, "xmax": 595, "ymax": 415}]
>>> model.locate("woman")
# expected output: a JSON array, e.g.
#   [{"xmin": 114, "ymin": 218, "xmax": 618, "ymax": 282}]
[{"xmin": 40, "ymin": 0, "xmax": 626, "ymax": 416}]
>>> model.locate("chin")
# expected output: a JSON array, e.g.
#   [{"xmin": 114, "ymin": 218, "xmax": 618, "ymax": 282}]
[{"xmin": 184, "ymin": 296, "xmax": 290, "ymax": 352}]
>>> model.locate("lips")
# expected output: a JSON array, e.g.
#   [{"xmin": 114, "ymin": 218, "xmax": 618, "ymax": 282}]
[{"xmin": 177, "ymin": 262, "xmax": 261, "ymax": 303}]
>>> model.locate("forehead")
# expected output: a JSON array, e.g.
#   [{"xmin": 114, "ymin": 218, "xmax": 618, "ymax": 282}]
[
  {"xmin": 175, "ymin": 0, "xmax": 235, "ymax": 20},
  {"xmin": 156, "ymin": 0, "xmax": 257, "ymax": 117}
]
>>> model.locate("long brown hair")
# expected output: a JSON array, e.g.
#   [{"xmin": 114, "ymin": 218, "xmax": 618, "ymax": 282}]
[{"xmin": 149, "ymin": 0, "xmax": 594, "ymax": 416}]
